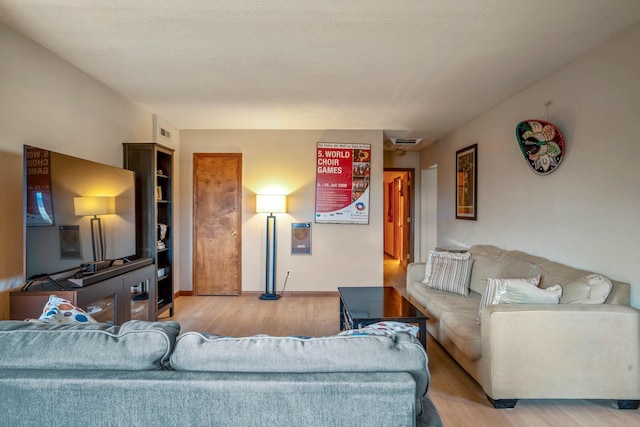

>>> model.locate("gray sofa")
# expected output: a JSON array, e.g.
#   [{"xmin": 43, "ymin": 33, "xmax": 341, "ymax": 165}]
[
  {"xmin": 0, "ymin": 320, "xmax": 442, "ymax": 426},
  {"xmin": 407, "ymin": 244, "xmax": 640, "ymax": 409}
]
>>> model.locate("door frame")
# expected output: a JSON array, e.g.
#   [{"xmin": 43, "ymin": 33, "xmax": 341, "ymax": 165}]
[
  {"xmin": 384, "ymin": 167, "xmax": 415, "ymax": 266},
  {"xmin": 393, "ymin": 177, "xmax": 402, "ymax": 259}
]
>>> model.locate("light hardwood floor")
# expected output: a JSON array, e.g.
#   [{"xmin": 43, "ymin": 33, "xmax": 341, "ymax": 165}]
[{"xmin": 162, "ymin": 258, "xmax": 639, "ymax": 426}]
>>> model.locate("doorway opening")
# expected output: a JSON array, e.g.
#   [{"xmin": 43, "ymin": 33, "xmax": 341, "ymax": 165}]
[{"xmin": 383, "ymin": 168, "xmax": 414, "ymax": 274}]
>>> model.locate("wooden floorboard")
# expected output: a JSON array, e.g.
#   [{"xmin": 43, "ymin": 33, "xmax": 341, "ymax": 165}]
[{"xmin": 161, "ymin": 257, "xmax": 640, "ymax": 426}]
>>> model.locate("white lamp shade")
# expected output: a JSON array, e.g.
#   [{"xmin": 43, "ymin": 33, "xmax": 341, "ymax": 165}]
[
  {"xmin": 256, "ymin": 194, "xmax": 287, "ymax": 214},
  {"xmin": 74, "ymin": 196, "xmax": 115, "ymax": 216}
]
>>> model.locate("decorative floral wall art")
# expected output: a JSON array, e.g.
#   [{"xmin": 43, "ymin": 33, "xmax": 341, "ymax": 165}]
[{"xmin": 515, "ymin": 119, "xmax": 565, "ymax": 175}]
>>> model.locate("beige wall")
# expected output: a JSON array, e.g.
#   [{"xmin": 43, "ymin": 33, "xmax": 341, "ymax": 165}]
[
  {"xmin": 178, "ymin": 130, "xmax": 384, "ymax": 293},
  {"xmin": 422, "ymin": 24, "xmax": 640, "ymax": 308},
  {"xmin": 0, "ymin": 23, "xmax": 154, "ymax": 319}
]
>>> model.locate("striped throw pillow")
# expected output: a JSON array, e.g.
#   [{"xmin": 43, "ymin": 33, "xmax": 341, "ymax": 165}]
[
  {"xmin": 426, "ymin": 253, "xmax": 474, "ymax": 296},
  {"xmin": 423, "ymin": 250, "xmax": 469, "ymax": 284}
]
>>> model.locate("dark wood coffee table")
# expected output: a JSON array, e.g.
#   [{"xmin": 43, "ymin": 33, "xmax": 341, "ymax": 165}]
[{"xmin": 338, "ymin": 286, "xmax": 428, "ymax": 348}]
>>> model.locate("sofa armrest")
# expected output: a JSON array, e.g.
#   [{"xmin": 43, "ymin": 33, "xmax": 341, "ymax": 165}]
[
  {"xmin": 407, "ymin": 262, "xmax": 426, "ymax": 288},
  {"xmin": 480, "ymin": 303, "xmax": 640, "ymax": 400}
]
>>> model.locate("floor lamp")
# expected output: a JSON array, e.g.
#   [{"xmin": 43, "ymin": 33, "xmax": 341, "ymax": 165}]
[
  {"xmin": 256, "ymin": 194, "xmax": 287, "ymax": 300},
  {"xmin": 74, "ymin": 196, "xmax": 114, "ymax": 262}
]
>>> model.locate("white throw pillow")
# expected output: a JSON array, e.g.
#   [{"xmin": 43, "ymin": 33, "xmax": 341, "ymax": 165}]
[
  {"xmin": 559, "ymin": 274, "xmax": 612, "ymax": 304},
  {"xmin": 422, "ymin": 250, "xmax": 437, "ymax": 284},
  {"xmin": 477, "ymin": 276, "xmax": 540, "ymax": 324},
  {"xmin": 495, "ymin": 282, "xmax": 562, "ymax": 305}
]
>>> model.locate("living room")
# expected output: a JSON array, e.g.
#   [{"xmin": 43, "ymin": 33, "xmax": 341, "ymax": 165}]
[{"xmin": 1, "ymin": 3, "xmax": 639, "ymax": 425}]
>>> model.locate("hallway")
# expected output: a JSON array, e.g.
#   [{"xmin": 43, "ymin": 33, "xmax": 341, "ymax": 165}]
[{"xmin": 384, "ymin": 255, "xmax": 407, "ymax": 294}]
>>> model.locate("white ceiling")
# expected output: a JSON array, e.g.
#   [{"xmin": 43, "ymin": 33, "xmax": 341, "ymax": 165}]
[{"xmin": 2, "ymin": 1, "xmax": 640, "ymax": 146}]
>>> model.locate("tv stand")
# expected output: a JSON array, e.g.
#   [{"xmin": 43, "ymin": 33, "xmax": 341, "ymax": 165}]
[
  {"xmin": 68, "ymin": 258, "xmax": 152, "ymax": 287},
  {"xmin": 10, "ymin": 258, "xmax": 155, "ymax": 325}
]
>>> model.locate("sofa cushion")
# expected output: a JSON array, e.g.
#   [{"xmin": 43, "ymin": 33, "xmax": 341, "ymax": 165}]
[
  {"xmin": 170, "ymin": 332, "xmax": 430, "ymax": 409},
  {"xmin": 464, "ymin": 245, "xmax": 631, "ymax": 305},
  {"xmin": 0, "ymin": 320, "xmax": 180, "ymax": 370},
  {"xmin": 534, "ymin": 259, "xmax": 589, "ymax": 288},
  {"xmin": 560, "ymin": 274, "xmax": 612, "ymax": 304},
  {"xmin": 605, "ymin": 279, "xmax": 631, "ymax": 305},
  {"xmin": 411, "ymin": 285, "xmax": 481, "ymax": 320},
  {"xmin": 440, "ymin": 311, "xmax": 482, "ymax": 360},
  {"xmin": 494, "ymin": 251, "xmax": 542, "ymax": 279},
  {"xmin": 426, "ymin": 252, "xmax": 474, "ymax": 296},
  {"xmin": 468, "ymin": 245, "xmax": 504, "ymax": 295},
  {"xmin": 171, "ymin": 332, "xmax": 426, "ymax": 375}
]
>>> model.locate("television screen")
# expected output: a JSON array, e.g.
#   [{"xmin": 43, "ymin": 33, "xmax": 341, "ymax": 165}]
[{"xmin": 24, "ymin": 145, "xmax": 136, "ymax": 280}]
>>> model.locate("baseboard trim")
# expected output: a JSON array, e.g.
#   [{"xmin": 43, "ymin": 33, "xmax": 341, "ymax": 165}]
[
  {"xmin": 176, "ymin": 290, "xmax": 193, "ymax": 297},
  {"xmin": 243, "ymin": 291, "xmax": 339, "ymax": 297},
  {"xmin": 175, "ymin": 290, "xmax": 339, "ymax": 298}
]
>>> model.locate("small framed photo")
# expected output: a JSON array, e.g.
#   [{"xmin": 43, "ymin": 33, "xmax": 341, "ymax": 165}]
[
  {"xmin": 456, "ymin": 144, "xmax": 477, "ymax": 220},
  {"xmin": 59, "ymin": 225, "xmax": 82, "ymax": 259},
  {"xmin": 156, "ymin": 186, "xmax": 163, "ymax": 201},
  {"xmin": 291, "ymin": 222, "xmax": 312, "ymax": 255}
]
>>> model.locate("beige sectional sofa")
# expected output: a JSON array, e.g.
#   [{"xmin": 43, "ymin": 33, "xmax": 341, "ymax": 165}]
[{"xmin": 407, "ymin": 244, "xmax": 640, "ymax": 409}]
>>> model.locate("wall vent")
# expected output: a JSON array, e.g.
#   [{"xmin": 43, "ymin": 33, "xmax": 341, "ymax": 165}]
[
  {"xmin": 160, "ymin": 127, "xmax": 171, "ymax": 139},
  {"xmin": 390, "ymin": 138, "xmax": 422, "ymax": 145}
]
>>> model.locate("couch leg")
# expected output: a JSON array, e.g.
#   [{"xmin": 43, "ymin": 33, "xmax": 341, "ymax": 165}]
[
  {"xmin": 617, "ymin": 400, "xmax": 639, "ymax": 410},
  {"xmin": 486, "ymin": 396, "xmax": 518, "ymax": 409}
]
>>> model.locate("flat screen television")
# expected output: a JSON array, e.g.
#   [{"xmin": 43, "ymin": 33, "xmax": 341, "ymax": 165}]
[{"xmin": 23, "ymin": 145, "xmax": 136, "ymax": 282}]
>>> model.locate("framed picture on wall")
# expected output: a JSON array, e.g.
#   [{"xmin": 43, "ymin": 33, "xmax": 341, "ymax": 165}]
[
  {"xmin": 456, "ymin": 144, "xmax": 477, "ymax": 220},
  {"xmin": 291, "ymin": 222, "xmax": 312, "ymax": 255}
]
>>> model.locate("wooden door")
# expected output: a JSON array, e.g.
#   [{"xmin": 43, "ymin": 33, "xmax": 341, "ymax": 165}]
[{"xmin": 193, "ymin": 153, "xmax": 242, "ymax": 295}]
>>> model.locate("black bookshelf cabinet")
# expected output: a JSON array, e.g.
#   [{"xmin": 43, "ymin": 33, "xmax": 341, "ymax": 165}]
[{"xmin": 123, "ymin": 143, "xmax": 175, "ymax": 318}]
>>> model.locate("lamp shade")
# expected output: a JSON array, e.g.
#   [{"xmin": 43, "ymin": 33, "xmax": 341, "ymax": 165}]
[
  {"xmin": 74, "ymin": 196, "xmax": 115, "ymax": 216},
  {"xmin": 256, "ymin": 194, "xmax": 287, "ymax": 214}
]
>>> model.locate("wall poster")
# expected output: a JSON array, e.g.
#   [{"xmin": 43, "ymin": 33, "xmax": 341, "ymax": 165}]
[
  {"xmin": 315, "ymin": 143, "xmax": 370, "ymax": 224},
  {"xmin": 25, "ymin": 146, "xmax": 55, "ymax": 226}
]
